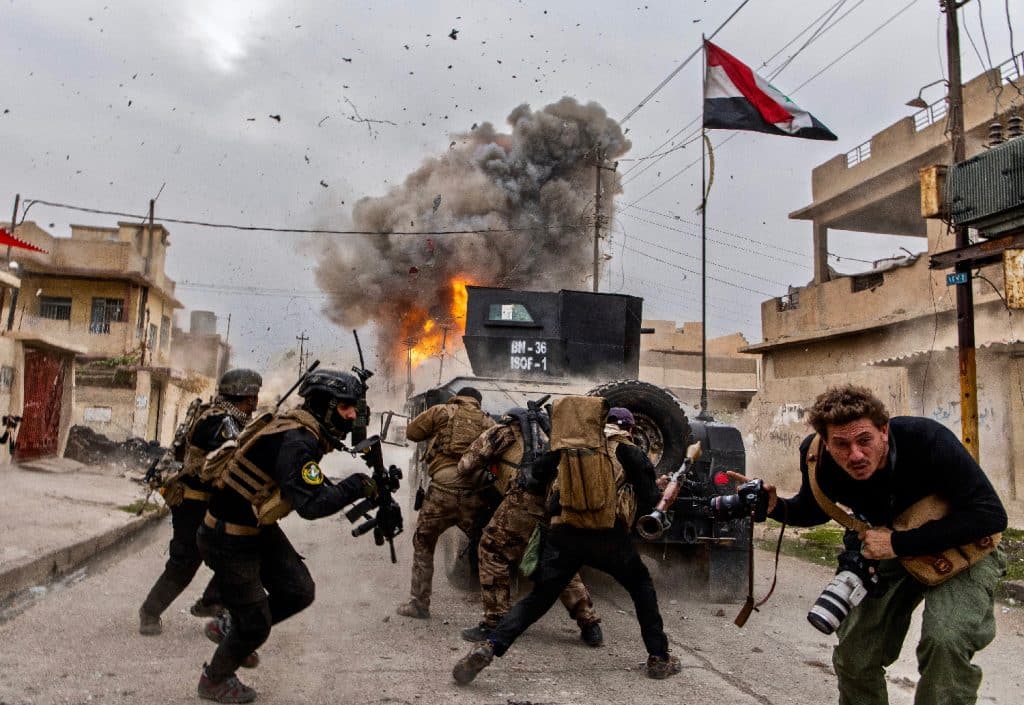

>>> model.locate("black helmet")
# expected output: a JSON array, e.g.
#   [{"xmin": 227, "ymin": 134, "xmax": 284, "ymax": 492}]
[
  {"xmin": 218, "ymin": 368, "xmax": 263, "ymax": 397},
  {"xmin": 298, "ymin": 369, "xmax": 364, "ymax": 446}
]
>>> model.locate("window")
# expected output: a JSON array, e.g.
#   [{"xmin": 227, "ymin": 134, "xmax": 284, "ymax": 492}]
[
  {"xmin": 160, "ymin": 315, "xmax": 170, "ymax": 350},
  {"xmin": 39, "ymin": 296, "xmax": 72, "ymax": 320},
  {"xmin": 488, "ymin": 303, "xmax": 534, "ymax": 322},
  {"xmin": 89, "ymin": 298, "xmax": 125, "ymax": 334}
]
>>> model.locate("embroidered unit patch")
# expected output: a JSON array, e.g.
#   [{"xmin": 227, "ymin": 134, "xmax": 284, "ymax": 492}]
[{"xmin": 301, "ymin": 461, "xmax": 324, "ymax": 485}]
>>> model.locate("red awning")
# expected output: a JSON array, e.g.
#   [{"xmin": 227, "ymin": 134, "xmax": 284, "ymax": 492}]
[{"xmin": 0, "ymin": 228, "xmax": 47, "ymax": 254}]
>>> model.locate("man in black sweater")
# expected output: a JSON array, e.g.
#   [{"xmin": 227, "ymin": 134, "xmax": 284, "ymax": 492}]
[{"xmin": 752, "ymin": 384, "xmax": 1006, "ymax": 705}]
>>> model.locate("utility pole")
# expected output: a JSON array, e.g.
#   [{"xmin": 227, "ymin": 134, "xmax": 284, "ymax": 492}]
[
  {"xmin": 296, "ymin": 331, "xmax": 309, "ymax": 374},
  {"xmin": 403, "ymin": 336, "xmax": 417, "ymax": 400},
  {"xmin": 591, "ymin": 147, "xmax": 619, "ymax": 293},
  {"xmin": 436, "ymin": 321, "xmax": 453, "ymax": 385},
  {"xmin": 943, "ymin": 0, "xmax": 980, "ymax": 460}
]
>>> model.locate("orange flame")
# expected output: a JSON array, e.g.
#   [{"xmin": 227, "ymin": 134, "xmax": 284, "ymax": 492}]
[{"xmin": 404, "ymin": 277, "xmax": 474, "ymax": 368}]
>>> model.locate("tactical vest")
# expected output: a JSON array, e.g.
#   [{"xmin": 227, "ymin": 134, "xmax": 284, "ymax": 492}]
[
  {"xmin": 207, "ymin": 409, "xmax": 328, "ymax": 526},
  {"xmin": 428, "ymin": 398, "xmax": 491, "ymax": 462},
  {"xmin": 181, "ymin": 404, "xmax": 229, "ymax": 477},
  {"xmin": 493, "ymin": 426, "xmax": 526, "ymax": 496}
]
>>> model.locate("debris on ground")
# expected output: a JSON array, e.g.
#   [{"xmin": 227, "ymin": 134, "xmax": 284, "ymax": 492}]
[{"xmin": 63, "ymin": 425, "xmax": 165, "ymax": 474}]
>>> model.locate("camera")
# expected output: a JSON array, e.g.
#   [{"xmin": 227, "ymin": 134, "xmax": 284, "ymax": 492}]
[
  {"xmin": 807, "ymin": 529, "xmax": 881, "ymax": 634},
  {"xmin": 707, "ymin": 479, "xmax": 770, "ymax": 521}
]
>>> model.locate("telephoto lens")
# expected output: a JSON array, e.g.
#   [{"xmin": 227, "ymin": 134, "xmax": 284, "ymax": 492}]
[{"xmin": 806, "ymin": 570, "xmax": 869, "ymax": 634}]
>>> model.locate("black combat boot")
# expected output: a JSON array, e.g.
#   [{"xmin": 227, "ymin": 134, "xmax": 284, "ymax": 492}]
[
  {"xmin": 138, "ymin": 607, "xmax": 162, "ymax": 636},
  {"xmin": 579, "ymin": 621, "xmax": 604, "ymax": 647},
  {"xmin": 197, "ymin": 665, "xmax": 257, "ymax": 703}
]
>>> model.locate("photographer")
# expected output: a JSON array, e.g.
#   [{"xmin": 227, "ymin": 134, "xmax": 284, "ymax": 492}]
[{"xmin": 745, "ymin": 384, "xmax": 1006, "ymax": 705}]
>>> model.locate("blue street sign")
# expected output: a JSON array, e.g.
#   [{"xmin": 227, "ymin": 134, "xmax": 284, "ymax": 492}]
[{"xmin": 946, "ymin": 272, "xmax": 970, "ymax": 286}]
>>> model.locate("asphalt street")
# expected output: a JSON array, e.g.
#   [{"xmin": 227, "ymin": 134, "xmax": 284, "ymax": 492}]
[{"xmin": 1, "ymin": 449, "xmax": 1022, "ymax": 705}]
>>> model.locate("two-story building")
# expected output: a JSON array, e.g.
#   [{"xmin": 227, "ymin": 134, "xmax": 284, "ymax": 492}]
[
  {"xmin": 640, "ymin": 319, "xmax": 759, "ymax": 418},
  {"xmin": 740, "ymin": 55, "xmax": 1024, "ymax": 522},
  {"xmin": 6, "ymin": 220, "xmax": 214, "ymax": 448}
]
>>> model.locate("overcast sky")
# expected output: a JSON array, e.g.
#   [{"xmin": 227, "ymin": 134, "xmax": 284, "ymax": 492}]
[{"xmin": 1, "ymin": 0, "xmax": 1020, "ymax": 373}]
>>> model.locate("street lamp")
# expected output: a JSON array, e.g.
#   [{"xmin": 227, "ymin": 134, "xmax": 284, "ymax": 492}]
[{"xmin": 906, "ymin": 78, "xmax": 949, "ymax": 109}]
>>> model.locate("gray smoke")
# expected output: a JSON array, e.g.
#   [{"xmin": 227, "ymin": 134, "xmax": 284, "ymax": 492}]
[{"xmin": 314, "ymin": 96, "xmax": 631, "ymax": 372}]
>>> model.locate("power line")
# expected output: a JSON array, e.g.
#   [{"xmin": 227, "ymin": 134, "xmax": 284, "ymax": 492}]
[
  {"xmin": 791, "ymin": 0, "xmax": 921, "ymax": 93},
  {"xmin": 21, "ymin": 198, "xmax": 585, "ymax": 237},
  {"xmin": 616, "ymin": 241, "xmax": 774, "ymax": 297},
  {"xmin": 623, "ymin": 232, "xmax": 790, "ymax": 286},
  {"xmin": 618, "ymin": 0, "xmax": 753, "ymax": 125}
]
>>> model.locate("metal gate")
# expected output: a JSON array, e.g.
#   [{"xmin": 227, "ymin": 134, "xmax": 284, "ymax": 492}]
[{"xmin": 16, "ymin": 348, "xmax": 68, "ymax": 460}]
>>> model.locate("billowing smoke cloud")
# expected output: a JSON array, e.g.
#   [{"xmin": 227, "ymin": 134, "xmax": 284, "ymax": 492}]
[{"xmin": 314, "ymin": 97, "xmax": 630, "ymax": 378}]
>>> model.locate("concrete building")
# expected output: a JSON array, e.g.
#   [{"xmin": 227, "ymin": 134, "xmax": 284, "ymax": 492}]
[
  {"xmin": 171, "ymin": 310, "xmax": 231, "ymax": 383},
  {"xmin": 2, "ymin": 220, "xmax": 214, "ymax": 448},
  {"xmin": 639, "ymin": 319, "xmax": 759, "ymax": 419},
  {"xmin": 0, "ymin": 258, "xmax": 82, "ymax": 462},
  {"xmin": 740, "ymin": 55, "xmax": 1024, "ymax": 521}
]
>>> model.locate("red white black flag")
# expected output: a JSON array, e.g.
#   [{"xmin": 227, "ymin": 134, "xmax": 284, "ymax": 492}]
[{"xmin": 703, "ymin": 40, "xmax": 837, "ymax": 141}]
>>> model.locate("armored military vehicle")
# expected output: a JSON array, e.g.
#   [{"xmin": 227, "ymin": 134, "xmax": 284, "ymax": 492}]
[{"xmin": 403, "ymin": 286, "xmax": 750, "ymax": 602}]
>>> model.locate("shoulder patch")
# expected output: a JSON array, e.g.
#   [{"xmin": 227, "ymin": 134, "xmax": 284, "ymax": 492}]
[{"xmin": 301, "ymin": 461, "xmax": 324, "ymax": 485}]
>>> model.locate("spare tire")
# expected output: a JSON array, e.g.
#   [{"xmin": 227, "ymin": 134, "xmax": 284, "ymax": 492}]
[{"xmin": 586, "ymin": 380, "xmax": 691, "ymax": 475}]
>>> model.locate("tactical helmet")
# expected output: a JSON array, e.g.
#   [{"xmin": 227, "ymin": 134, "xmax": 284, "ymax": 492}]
[
  {"xmin": 298, "ymin": 369, "xmax": 364, "ymax": 446},
  {"xmin": 298, "ymin": 369, "xmax": 364, "ymax": 405},
  {"xmin": 218, "ymin": 368, "xmax": 263, "ymax": 397},
  {"xmin": 455, "ymin": 386, "xmax": 482, "ymax": 403},
  {"xmin": 607, "ymin": 407, "xmax": 636, "ymax": 430}
]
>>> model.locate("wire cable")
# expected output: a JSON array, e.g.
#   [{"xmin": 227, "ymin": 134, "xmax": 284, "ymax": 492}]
[
  {"xmin": 619, "ymin": 0, "xmax": 753, "ymax": 125},
  {"xmin": 22, "ymin": 198, "xmax": 587, "ymax": 237}
]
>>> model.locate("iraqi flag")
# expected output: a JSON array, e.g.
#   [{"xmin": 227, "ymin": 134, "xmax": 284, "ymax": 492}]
[{"xmin": 703, "ymin": 40, "xmax": 837, "ymax": 141}]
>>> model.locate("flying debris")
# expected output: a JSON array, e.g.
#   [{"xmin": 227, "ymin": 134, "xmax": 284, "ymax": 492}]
[
  {"xmin": 448, "ymin": 28, "xmax": 459, "ymax": 40},
  {"xmin": 432, "ymin": 195, "xmax": 442, "ymax": 212},
  {"xmin": 269, "ymin": 114, "xmax": 282, "ymax": 122}
]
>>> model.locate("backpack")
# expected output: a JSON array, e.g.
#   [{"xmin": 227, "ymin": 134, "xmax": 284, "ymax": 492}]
[
  {"xmin": 605, "ymin": 426, "xmax": 638, "ymax": 530},
  {"xmin": 437, "ymin": 399, "xmax": 490, "ymax": 457},
  {"xmin": 550, "ymin": 396, "xmax": 617, "ymax": 530}
]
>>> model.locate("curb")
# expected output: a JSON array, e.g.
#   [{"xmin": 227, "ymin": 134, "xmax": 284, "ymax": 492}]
[{"xmin": 0, "ymin": 506, "xmax": 168, "ymax": 603}]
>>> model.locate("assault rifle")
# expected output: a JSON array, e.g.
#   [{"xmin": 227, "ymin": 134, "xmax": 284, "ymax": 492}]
[{"xmin": 345, "ymin": 330, "xmax": 404, "ymax": 562}]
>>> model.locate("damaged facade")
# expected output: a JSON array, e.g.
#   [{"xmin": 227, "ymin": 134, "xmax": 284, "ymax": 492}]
[
  {"xmin": 741, "ymin": 56, "xmax": 1024, "ymax": 522},
  {"xmin": 3, "ymin": 220, "xmax": 216, "ymax": 452}
]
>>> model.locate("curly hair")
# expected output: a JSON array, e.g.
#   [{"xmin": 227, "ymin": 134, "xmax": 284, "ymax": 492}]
[{"xmin": 807, "ymin": 384, "xmax": 890, "ymax": 438}]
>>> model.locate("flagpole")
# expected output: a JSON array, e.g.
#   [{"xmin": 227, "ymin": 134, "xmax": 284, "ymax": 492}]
[{"xmin": 698, "ymin": 37, "xmax": 712, "ymax": 422}]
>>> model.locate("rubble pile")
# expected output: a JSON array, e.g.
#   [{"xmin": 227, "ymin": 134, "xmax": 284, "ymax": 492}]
[{"xmin": 64, "ymin": 425, "xmax": 166, "ymax": 473}]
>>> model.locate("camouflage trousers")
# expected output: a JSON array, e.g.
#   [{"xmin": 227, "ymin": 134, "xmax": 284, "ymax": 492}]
[
  {"xmin": 409, "ymin": 484, "xmax": 491, "ymax": 609},
  {"xmin": 478, "ymin": 484, "xmax": 599, "ymax": 628}
]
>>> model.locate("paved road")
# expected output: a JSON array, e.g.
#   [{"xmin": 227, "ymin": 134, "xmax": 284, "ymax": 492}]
[{"xmin": 1, "ymin": 450, "xmax": 1022, "ymax": 704}]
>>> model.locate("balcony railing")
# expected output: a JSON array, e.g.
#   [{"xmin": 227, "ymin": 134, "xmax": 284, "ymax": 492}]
[{"xmin": 846, "ymin": 140, "xmax": 872, "ymax": 167}]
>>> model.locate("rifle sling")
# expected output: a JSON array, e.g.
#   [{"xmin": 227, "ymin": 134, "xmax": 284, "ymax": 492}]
[{"xmin": 806, "ymin": 434, "xmax": 872, "ymax": 534}]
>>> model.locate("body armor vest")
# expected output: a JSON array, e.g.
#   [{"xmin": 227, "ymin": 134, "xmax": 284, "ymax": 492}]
[{"xmin": 217, "ymin": 409, "xmax": 327, "ymax": 525}]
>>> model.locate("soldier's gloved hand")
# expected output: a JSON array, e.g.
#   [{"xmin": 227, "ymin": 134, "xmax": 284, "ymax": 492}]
[{"xmin": 341, "ymin": 472, "xmax": 376, "ymax": 503}]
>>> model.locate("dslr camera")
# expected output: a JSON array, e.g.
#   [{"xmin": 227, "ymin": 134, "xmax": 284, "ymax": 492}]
[
  {"xmin": 807, "ymin": 528, "xmax": 881, "ymax": 634},
  {"xmin": 707, "ymin": 478, "xmax": 770, "ymax": 521}
]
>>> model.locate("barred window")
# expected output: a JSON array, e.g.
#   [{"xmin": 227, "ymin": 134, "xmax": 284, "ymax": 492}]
[
  {"xmin": 89, "ymin": 298, "xmax": 126, "ymax": 334},
  {"xmin": 160, "ymin": 315, "xmax": 171, "ymax": 350},
  {"xmin": 40, "ymin": 296, "xmax": 72, "ymax": 320}
]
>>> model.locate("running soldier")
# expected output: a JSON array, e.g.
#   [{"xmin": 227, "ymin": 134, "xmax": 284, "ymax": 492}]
[
  {"xmin": 457, "ymin": 405, "xmax": 602, "ymax": 646},
  {"xmin": 138, "ymin": 368, "xmax": 263, "ymax": 635},
  {"xmin": 397, "ymin": 387, "xmax": 495, "ymax": 619}
]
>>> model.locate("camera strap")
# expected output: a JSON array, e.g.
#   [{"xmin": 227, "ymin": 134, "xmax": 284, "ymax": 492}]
[
  {"xmin": 806, "ymin": 435, "xmax": 871, "ymax": 534},
  {"xmin": 734, "ymin": 505, "xmax": 786, "ymax": 628}
]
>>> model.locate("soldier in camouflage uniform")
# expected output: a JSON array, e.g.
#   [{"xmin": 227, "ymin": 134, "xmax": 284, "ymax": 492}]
[
  {"xmin": 138, "ymin": 368, "xmax": 263, "ymax": 636},
  {"xmin": 397, "ymin": 387, "xmax": 496, "ymax": 619},
  {"xmin": 458, "ymin": 411, "xmax": 603, "ymax": 645}
]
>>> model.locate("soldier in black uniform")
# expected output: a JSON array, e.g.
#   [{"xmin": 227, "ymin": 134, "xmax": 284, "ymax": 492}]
[
  {"xmin": 139, "ymin": 368, "xmax": 263, "ymax": 636},
  {"xmin": 195, "ymin": 368, "xmax": 378, "ymax": 704}
]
